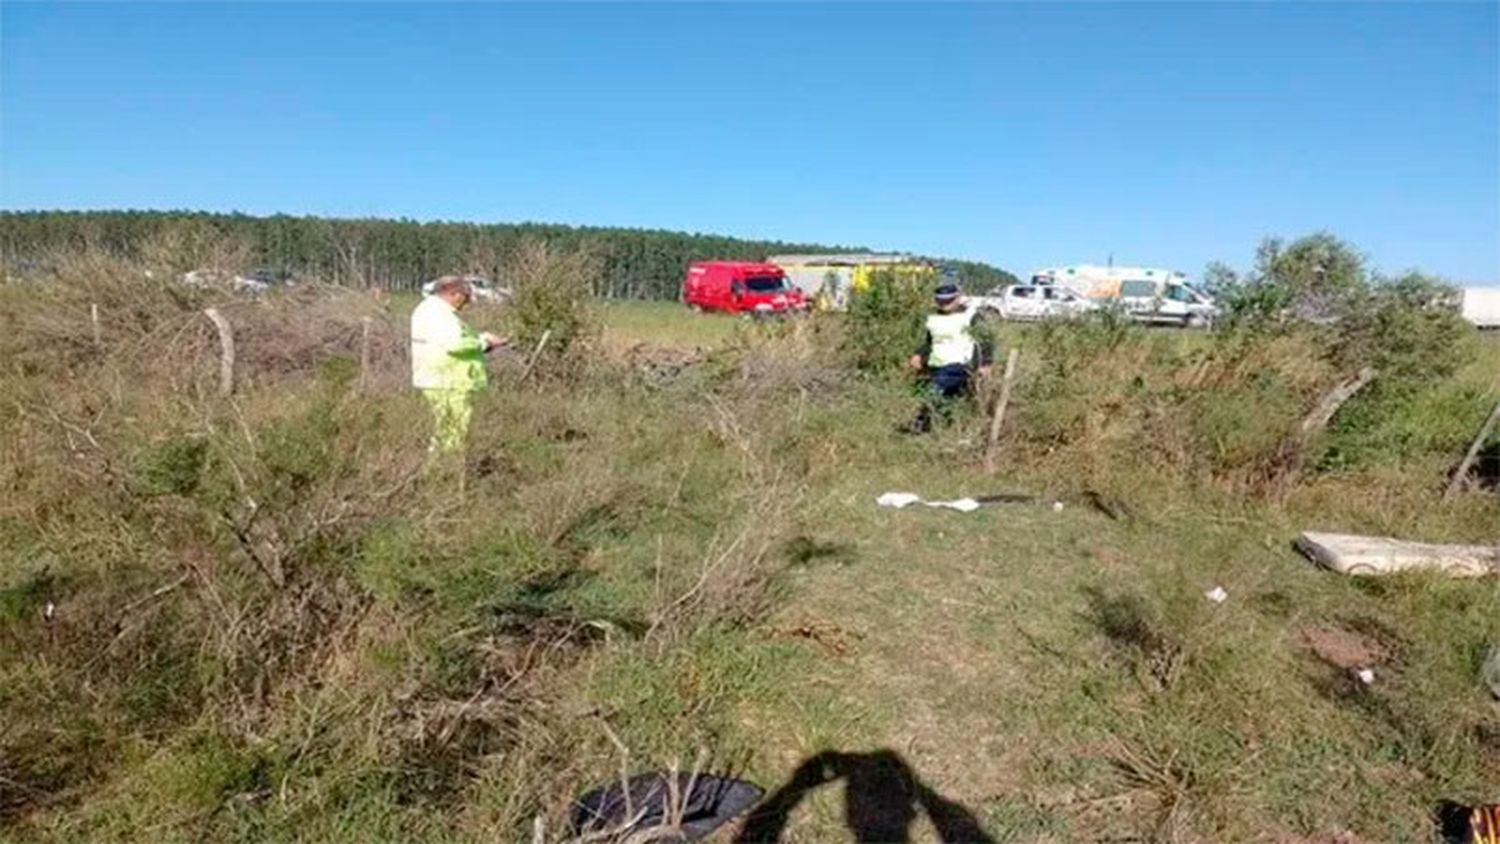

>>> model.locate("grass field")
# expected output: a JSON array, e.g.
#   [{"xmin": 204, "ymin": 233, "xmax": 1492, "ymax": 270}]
[{"xmin": 2, "ymin": 282, "xmax": 1497, "ymax": 843}]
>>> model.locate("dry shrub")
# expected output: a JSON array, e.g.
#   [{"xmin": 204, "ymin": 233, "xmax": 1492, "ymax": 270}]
[
  {"xmin": 0, "ymin": 247, "xmax": 409, "ymax": 396},
  {"xmin": 0, "ymin": 249, "xmax": 216, "ymax": 377},
  {"xmin": 1003, "ymin": 312, "xmax": 1398, "ymax": 496},
  {"xmin": 646, "ymin": 482, "xmax": 801, "ymax": 643},
  {"xmin": 723, "ymin": 316, "xmax": 848, "ymax": 398},
  {"xmin": 136, "ymin": 220, "xmax": 256, "ymax": 277},
  {"xmin": 208, "ymin": 285, "xmax": 404, "ymax": 389}
]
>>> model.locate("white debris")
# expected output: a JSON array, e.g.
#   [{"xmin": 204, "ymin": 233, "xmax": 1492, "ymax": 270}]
[
  {"xmin": 928, "ymin": 498, "xmax": 980, "ymax": 513},
  {"xmin": 1356, "ymin": 668, "xmax": 1376, "ymax": 685},
  {"xmin": 876, "ymin": 493, "xmax": 982, "ymax": 513},
  {"xmin": 1204, "ymin": 586, "xmax": 1228, "ymax": 604},
  {"xmin": 1052, "ymin": 501, "xmax": 1065, "ymax": 512},
  {"xmin": 43, "ymin": 601, "xmax": 56, "ymax": 622}
]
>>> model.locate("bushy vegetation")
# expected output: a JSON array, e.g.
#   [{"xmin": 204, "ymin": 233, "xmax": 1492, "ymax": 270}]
[
  {"xmin": 840, "ymin": 267, "xmax": 934, "ymax": 373},
  {"xmin": 0, "ymin": 210, "xmax": 1020, "ymax": 299},
  {"xmin": 1, "ymin": 232, "xmax": 1496, "ymax": 842},
  {"xmin": 501, "ymin": 238, "xmax": 603, "ymax": 376}
]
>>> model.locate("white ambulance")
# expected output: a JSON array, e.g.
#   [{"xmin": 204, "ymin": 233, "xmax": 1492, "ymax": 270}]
[{"xmin": 1031, "ymin": 265, "xmax": 1219, "ymax": 328}]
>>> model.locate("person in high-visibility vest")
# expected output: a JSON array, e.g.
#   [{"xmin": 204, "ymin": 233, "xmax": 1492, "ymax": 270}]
[
  {"xmin": 903, "ymin": 282, "xmax": 993, "ymax": 433},
  {"xmin": 410, "ymin": 276, "xmax": 505, "ymax": 456}
]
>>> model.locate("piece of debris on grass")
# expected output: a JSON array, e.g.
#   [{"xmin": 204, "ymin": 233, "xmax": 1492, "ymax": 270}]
[
  {"xmin": 1295, "ymin": 531, "xmax": 1499, "ymax": 578},
  {"xmin": 766, "ymin": 621, "xmax": 864, "ymax": 656},
  {"xmin": 570, "ymin": 772, "xmax": 763, "ymax": 842},
  {"xmin": 1205, "ymin": 586, "xmax": 1228, "ymax": 604},
  {"xmin": 876, "ymin": 491, "xmax": 1037, "ymax": 513},
  {"xmin": 974, "ymin": 493, "xmax": 1037, "ymax": 505},
  {"xmin": 1082, "ymin": 489, "xmax": 1133, "ymax": 522},
  {"xmin": 876, "ymin": 492, "xmax": 921, "ymax": 509}
]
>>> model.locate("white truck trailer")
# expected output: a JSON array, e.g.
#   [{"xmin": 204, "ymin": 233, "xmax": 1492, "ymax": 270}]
[{"xmin": 1461, "ymin": 287, "xmax": 1500, "ymax": 329}]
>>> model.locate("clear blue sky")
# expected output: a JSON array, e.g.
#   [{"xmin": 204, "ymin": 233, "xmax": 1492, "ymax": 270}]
[{"xmin": 3, "ymin": 2, "xmax": 1497, "ymax": 282}]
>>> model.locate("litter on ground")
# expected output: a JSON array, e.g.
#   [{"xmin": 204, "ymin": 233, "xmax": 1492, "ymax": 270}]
[
  {"xmin": 1295, "ymin": 531, "xmax": 1499, "ymax": 578},
  {"xmin": 1205, "ymin": 586, "xmax": 1228, "ymax": 604},
  {"xmin": 570, "ymin": 772, "xmax": 762, "ymax": 842},
  {"xmin": 877, "ymin": 492, "xmax": 1050, "ymax": 513}
]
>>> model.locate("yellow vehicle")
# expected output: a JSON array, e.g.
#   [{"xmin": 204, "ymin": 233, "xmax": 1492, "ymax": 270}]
[{"xmin": 769, "ymin": 253, "xmax": 936, "ymax": 310}]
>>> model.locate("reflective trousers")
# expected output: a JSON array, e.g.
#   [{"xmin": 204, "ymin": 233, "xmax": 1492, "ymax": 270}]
[{"xmin": 422, "ymin": 388, "xmax": 475, "ymax": 455}]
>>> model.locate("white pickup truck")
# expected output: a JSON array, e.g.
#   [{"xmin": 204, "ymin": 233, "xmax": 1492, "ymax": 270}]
[{"xmin": 972, "ymin": 284, "xmax": 1099, "ymax": 321}]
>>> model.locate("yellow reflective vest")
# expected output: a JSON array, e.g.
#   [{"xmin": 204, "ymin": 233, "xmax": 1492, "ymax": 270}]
[
  {"xmin": 410, "ymin": 296, "xmax": 487, "ymax": 391},
  {"xmin": 924, "ymin": 308, "xmax": 980, "ymax": 367}
]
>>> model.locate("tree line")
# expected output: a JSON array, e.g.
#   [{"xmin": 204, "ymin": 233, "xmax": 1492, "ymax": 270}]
[{"xmin": 0, "ymin": 210, "xmax": 1018, "ymax": 299}]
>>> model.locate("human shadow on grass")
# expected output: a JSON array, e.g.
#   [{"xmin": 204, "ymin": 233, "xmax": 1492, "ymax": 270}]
[{"xmin": 734, "ymin": 749, "xmax": 996, "ymax": 843}]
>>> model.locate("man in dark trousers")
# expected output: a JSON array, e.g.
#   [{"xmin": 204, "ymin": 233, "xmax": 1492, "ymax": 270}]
[{"xmin": 904, "ymin": 282, "xmax": 993, "ymax": 433}]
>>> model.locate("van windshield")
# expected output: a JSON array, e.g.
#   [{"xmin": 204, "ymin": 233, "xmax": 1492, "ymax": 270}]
[{"xmin": 744, "ymin": 276, "xmax": 787, "ymax": 292}]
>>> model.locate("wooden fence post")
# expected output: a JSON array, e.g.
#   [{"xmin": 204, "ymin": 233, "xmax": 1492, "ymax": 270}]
[
  {"xmin": 983, "ymin": 348, "xmax": 1021, "ymax": 474},
  {"xmin": 1445, "ymin": 399, "xmax": 1500, "ymax": 499},
  {"xmin": 358, "ymin": 316, "xmax": 374, "ymax": 392},
  {"xmin": 519, "ymin": 329, "xmax": 553, "ymax": 384},
  {"xmin": 203, "ymin": 307, "xmax": 235, "ymax": 397}
]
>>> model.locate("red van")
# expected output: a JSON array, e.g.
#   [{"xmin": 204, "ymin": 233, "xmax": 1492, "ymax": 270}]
[{"xmin": 681, "ymin": 261, "xmax": 807, "ymax": 315}]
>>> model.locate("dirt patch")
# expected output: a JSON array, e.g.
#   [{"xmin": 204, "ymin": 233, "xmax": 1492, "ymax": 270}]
[
  {"xmin": 765, "ymin": 620, "xmax": 863, "ymax": 656},
  {"xmin": 621, "ymin": 343, "xmax": 709, "ymax": 386},
  {"xmin": 1293, "ymin": 624, "xmax": 1391, "ymax": 670}
]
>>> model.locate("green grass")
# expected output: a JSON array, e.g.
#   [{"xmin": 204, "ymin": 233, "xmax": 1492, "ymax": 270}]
[
  {"xmin": 2, "ymin": 276, "xmax": 1498, "ymax": 843},
  {"xmin": 599, "ymin": 299, "xmax": 745, "ymax": 350}
]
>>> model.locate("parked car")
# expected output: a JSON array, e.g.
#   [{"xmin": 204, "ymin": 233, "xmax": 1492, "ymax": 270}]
[
  {"xmin": 973, "ymin": 284, "xmax": 1099, "ymax": 321},
  {"xmin": 681, "ymin": 261, "xmax": 808, "ymax": 316},
  {"xmin": 1113, "ymin": 278, "xmax": 1218, "ymax": 327}
]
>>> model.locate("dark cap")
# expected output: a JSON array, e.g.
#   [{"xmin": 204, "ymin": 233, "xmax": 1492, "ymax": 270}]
[{"xmin": 934, "ymin": 283, "xmax": 961, "ymax": 302}]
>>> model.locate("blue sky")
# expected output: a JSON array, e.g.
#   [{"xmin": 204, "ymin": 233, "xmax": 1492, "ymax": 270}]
[{"xmin": 2, "ymin": 2, "xmax": 1497, "ymax": 282}]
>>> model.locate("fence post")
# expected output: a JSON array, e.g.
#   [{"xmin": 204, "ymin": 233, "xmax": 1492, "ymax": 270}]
[
  {"xmin": 519, "ymin": 329, "xmax": 553, "ymax": 384},
  {"xmin": 203, "ymin": 307, "xmax": 235, "ymax": 397},
  {"xmin": 983, "ymin": 348, "xmax": 1021, "ymax": 474},
  {"xmin": 1445, "ymin": 399, "xmax": 1500, "ymax": 499},
  {"xmin": 359, "ymin": 316, "xmax": 373, "ymax": 392}
]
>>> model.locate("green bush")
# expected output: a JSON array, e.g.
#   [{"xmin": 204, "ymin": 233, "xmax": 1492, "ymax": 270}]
[
  {"xmin": 841, "ymin": 268, "xmax": 931, "ymax": 373},
  {"xmin": 501, "ymin": 238, "xmax": 602, "ymax": 373},
  {"xmin": 130, "ymin": 436, "xmax": 208, "ymax": 497}
]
